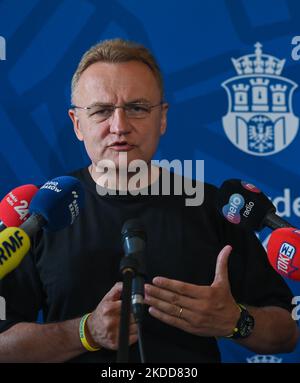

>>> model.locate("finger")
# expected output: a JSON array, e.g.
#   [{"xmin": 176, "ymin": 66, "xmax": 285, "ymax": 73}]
[
  {"xmin": 144, "ymin": 284, "xmax": 200, "ymax": 310},
  {"xmin": 145, "ymin": 293, "xmax": 194, "ymax": 321},
  {"xmin": 102, "ymin": 282, "xmax": 123, "ymax": 302},
  {"xmin": 148, "ymin": 306, "xmax": 192, "ymax": 332},
  {"xmin": 128, "ymin": 333, "xmax": 138, "ymax": 346},
  {"xmin": 149, "ymin": 278, "xmax": 211, "ymax": 299},
  {"xmin": 211, "ymin": 245, "xmax": 232, "ymax": 286},
  {"xmin": 129, "ymin": 323, "xmax": 138, "ymax": 335}
]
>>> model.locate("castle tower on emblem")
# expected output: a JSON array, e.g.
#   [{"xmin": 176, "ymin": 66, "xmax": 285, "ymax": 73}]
[{"xmin": 222, "ymin": 43, "xmax": 298, "ymax": 155}]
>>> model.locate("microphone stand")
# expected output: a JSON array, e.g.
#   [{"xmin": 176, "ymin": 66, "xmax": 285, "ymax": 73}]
[
  {"xmin": 117, "ymin": 255, "xmax": 138, "ymax": 363},
  {"xmin": 132, "ymin": 275, "xmax": 146, "ymax": 363}
]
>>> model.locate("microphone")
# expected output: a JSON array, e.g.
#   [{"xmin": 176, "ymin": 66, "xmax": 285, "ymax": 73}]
[
  {"xmin": 267, "ymin": 227, "xmax": 300, "ymax": 281},
  {"xmin": 21, "ymin": 176, "xmax": 85, "ymax": 237},
  {"xmin": 217, "ymin": 179, "xmax": 292, "ymax": 231},
  {"xmin": 0, "ymin": 227, "xmax": 31, "ymax": 279},
  {"xmin": 0, "ymin": 176, "xmax": 85, "ymax": 279},
  {"xmin": 0, "ymin": 185, "xmax": 39, "ymax": 232},
  {"xmin": 121, "ymin": 219, "xmax": 147, "ymax": 322}
]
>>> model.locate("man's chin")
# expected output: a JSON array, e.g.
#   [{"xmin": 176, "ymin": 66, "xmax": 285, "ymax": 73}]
[{"xmin": 99, "ymin": 151, "xmax": 150, "ymax": 170}]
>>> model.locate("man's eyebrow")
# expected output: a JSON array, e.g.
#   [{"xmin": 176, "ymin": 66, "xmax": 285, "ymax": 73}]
[
  {"xmin": 86, "ymin": 99, "xmax": 151, "ymax": 107},
  {"xmin": 87, "ymin": 102, "xmax": 114, "ymax": 107},
  {"xmin": 127, "ymin": 98, "xmax": 151, "ymax": 104}
]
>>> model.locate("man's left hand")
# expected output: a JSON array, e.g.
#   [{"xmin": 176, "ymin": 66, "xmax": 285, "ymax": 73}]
[{"xmin": 144, "ymin": 245, "xmax": 241, "ymax": 337}]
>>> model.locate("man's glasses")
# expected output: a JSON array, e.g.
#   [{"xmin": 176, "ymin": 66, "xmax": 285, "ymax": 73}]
[{"xmin": 70, "ymin": 101, "xmax": 164, "ymax": 123}]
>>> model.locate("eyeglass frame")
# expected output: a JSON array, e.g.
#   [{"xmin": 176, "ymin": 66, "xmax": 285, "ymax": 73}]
[{"xmin": 70, "ymin": 100, "xmax": 166, "ymax": 123}]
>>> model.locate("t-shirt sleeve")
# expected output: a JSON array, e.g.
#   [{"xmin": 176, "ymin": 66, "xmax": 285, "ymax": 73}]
[
  {"xmin": 0, "ymin": 248, "xmax": 43, "ymax": 333},
  {"xmin": 223, "ymin": 222, "xmax": 294, "ymax": 312}
]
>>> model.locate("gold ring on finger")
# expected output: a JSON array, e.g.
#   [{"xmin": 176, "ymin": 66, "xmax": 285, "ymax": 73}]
[{"xmin": 178, "ymin": 306, "xmax": 183, "ymax": 319}]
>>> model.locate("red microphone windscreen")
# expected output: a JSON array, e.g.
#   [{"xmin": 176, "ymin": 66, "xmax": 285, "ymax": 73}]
[
  {"xmin": 267, "ymin": 227, "xmax": 300, "ymax": 281},
  {"xmin": 0, "ymin": 184, "xmax": 39, "ymax": 227}
]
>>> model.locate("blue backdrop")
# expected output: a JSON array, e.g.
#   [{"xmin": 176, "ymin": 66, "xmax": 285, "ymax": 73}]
[{"xmin": 0, "ymin": 0, "xmax": 299, "ymax": 363}]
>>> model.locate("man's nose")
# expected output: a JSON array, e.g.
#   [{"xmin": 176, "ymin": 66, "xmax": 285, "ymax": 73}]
[{"xmin": 109, "ymin": 107, "xmax": 131, "ymax": 135}]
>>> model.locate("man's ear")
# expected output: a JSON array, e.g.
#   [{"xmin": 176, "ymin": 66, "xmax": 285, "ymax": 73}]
[
  {"xmin": 160, "ymin": 103, "xmax": 168, "ymax": 136},
  {"xmin": 68, "ymin": 109, "xmax": 84, "ymax": 141}
]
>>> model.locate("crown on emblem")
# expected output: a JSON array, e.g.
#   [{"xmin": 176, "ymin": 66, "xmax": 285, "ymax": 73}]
[
  {"xmin": 246, "ymin": 355, "xmax": 282, "ymax": 363},
  {"xmin": 232, "ymin": 42, "xmax": 285, "ymax": 76}
]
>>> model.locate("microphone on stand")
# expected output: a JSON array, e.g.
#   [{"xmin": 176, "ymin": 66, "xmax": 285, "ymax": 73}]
[
  {"xmin": 121, "ymin": 219, "xmax": 147, "ymax": 323},
  {"xmin": 117, "ymin": 218, "xmax": 147, "ymax": 363}
]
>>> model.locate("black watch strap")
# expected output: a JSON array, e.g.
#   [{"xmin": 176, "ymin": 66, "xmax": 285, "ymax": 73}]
[{"xmin": 226, "ymin": 303, "xmax": 255, "ymax": 339}]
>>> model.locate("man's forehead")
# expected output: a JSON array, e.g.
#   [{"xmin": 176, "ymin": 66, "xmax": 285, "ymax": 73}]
[{"xmin": 78, "ymin": 61, "xmax": 158, "ymax": 92}]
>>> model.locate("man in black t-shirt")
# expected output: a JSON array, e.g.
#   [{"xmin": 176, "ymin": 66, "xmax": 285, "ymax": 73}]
[{"xmin": 0, "ymin": 39, "xmax": 298, "ymax": 362}]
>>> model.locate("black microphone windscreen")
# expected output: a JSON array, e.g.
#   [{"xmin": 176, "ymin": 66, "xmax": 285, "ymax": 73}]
[
  {"xmin": 121, "ymin": 219, "xmax": 146, "ymax": 242},
  {"xmin": 217, "ymin": 179, "xmax": 275, "ymax": 231}
]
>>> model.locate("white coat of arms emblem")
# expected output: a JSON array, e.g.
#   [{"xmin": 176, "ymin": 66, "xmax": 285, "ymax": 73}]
[{"xmin": 222, "ymin": 42, "xmax": 298, "ymax": 156}]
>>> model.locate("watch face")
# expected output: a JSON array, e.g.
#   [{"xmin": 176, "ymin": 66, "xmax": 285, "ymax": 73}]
[{"xmin": 238, "ymin": 310, "xmax": 255, "ymax": 338}]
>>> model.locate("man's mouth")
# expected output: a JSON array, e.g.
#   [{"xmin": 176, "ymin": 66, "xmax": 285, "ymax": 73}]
[{"xmin": 108, "ymin": 141, "xmax": 135, "ymax": 152}]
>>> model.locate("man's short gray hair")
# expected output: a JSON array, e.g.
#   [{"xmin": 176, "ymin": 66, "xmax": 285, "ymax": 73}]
[{"xmin": 71, "ymin": 38, "xmax": 164, "ymax": 103}]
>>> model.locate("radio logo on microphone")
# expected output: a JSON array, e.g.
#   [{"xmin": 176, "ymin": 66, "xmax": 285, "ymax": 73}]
[
  {"xmin": 222, "ymin": 193, "xmax": 245, "ymax": 224},
  {"xmin": 279, "ymin": 242, "xmax": 295, "ymax": 259},
  {"xmin": 276, "ymin": 242, "xmax": 298, "ymax": 277},
  {"xmin": 41, "ymin": 181, "xmax": 62, "ymax": 193},
  {"xmin": 68, "ymin": 190, "xmax": 80, "ymax": 224}
]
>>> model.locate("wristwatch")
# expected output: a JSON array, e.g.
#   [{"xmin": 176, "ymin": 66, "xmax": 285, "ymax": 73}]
[{"xmin": 226, "ymin": 303, "xmax": 255, "ymax": 339}]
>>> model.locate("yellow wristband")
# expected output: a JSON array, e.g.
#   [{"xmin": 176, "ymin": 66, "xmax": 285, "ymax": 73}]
[
  {"xmin": 225, "ymin": 303, "xmax": 243, "ymax": 338},
  {"xmin": 79, "ymin": 313, "xmax": 101, "ymax": 352}
]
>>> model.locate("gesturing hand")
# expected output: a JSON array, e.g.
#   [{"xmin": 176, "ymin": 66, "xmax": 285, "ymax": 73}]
[{"xmin": 144, "ymin": 245, "xmax": 240, "ymax": 337}]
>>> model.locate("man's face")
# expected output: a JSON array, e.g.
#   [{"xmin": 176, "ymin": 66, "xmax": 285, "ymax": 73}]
[{"xmin": 69, "ymin": 61, "xmax": 168, "ymax": 170}]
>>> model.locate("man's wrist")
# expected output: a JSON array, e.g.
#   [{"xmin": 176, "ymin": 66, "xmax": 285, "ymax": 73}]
[
  {"xmin": 225, "ymin": 303, "xmax": 255, "ymax": 339},
  {"xmin": 79, "ymin": 313, "xmax": 101, "ymax": 351},
  {"xmin": 86, "ymin": 313, "xmax": 102, "ymax": 349}
]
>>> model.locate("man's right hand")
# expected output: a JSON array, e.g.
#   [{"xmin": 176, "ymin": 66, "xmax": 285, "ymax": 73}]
[{"xmin": 86, "ymin": 282, "xmax": 138, "ymax": 350}]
